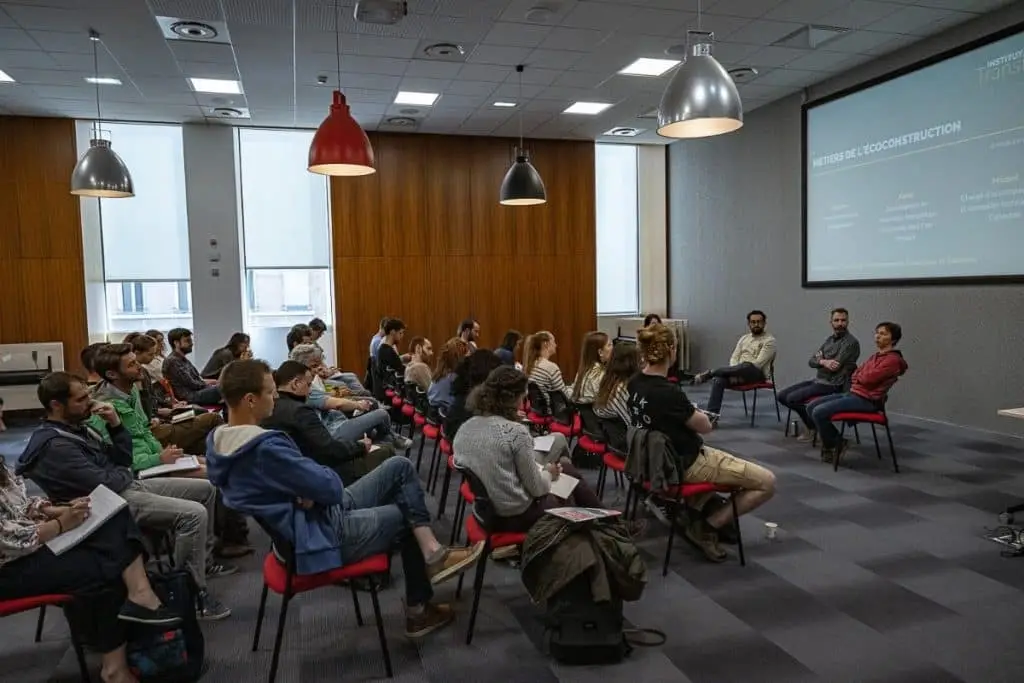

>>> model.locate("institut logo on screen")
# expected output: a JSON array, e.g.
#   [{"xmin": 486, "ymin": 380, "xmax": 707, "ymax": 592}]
[{"xmin": 977, "ymin": 48, "xmax": 1023, "ymax": 85}]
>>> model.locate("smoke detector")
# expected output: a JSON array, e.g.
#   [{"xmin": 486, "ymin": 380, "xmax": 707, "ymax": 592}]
[
  {"xmin": 525, "ymin": 6, "xmax": 555, "ymax": 23},
  {"xmin": 155, "ymin": 16, "xmax": 232, "ymax": 44},
  {"xmin": 604, "ymin": 127, "xmax": 643, "ymax": 137},
  {"xmin": 354, "ymin": 0, "xmax": 408, "ymax": 25},
  {"xmin": 727, "ymin": 66, "xmax": 759, "ymax": 84}
]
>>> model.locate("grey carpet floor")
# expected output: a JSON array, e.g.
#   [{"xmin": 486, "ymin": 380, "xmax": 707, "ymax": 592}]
[{"xmin": 3, "ymin": 386, "xmax": 1024, "ymax": 683}]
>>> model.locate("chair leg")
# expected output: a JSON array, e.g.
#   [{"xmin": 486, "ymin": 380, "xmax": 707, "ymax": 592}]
[
  {"xmin": 69, "ymin": 625, "xmax": 91, "ymax": 683},
  {"xmin": 772, "ymin": 386, "xmax": 781, "ymax": 422},
  {"xmin": 750, "ymin": 389, "xmax": 758, "ymax": 427},
  {"xmin": 267, "ymin": 594, "xmax": 292, "ymax": 683},
  {"xmin": 870, "ymin": 424, "xmax": 882, "ymax": 460},
  {"xmin": 731, "ymin": 493, "xmax": 745, "ymax": 567},
  {"xmin": 368, "ymin": 580, "xmax": 393, "ymax": 678},
  {"xmin": 885, "ymin": 425, "xmax": 899, "ymax": 473},
  {"xmin": 350, "ymin": 584, "xmax": 364, "ymax": 626},
  {"xmin": 784, "ymin": 407, "xmax": 792, "ymax": 436},
  {"xmin": 252, "ymin": 583, "xmax": 270, "ymax": 651},
  {"xmin": 436, "ymin": 465, "xmax": 454, "ymax": 519},
  {"xmin": 834, "ymin": 422, "xmax": 846, "ymax": 472},
  {"xmin": 853, "ymin": 424, "xmax": 861, "ymax": 445},
  {"xmin": 465, "ymin": 540, "xmax": 492, "ymax": 645},
  {"xmin": 449, "ymin": 494, "xmax": 464, "ymax": 546},
  {"xmin": 415, "ymin": 432, "xmax": 428, "ymax": 470},
  {"xmin": 596, "ymin": 462, "xmax": 608, "ymax": 500},
  {"xmin": 742, "ymin": 391, "xmax": 749, "ymax": 417},
  {"xmin": 661, "ymin": 496, "xmax": 680, "ymax": 577},
  {"xmin": 35, "ymin": 605, "xmax": 46, "ymax": 642}
]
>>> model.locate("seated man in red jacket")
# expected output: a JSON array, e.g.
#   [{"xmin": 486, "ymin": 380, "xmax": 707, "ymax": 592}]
[{"xmin": 807, "ymin": 322, "xmax": 908, "ymax": 463}]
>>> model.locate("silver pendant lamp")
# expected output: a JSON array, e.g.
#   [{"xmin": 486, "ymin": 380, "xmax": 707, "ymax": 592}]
[
  {"xmin": 71, "ymin": 29, "xmax": 134, "ymax": 198},
  {"xmin": 499, "ymin": 64, "xmax": 547, "ymax": 206},
  {"xmin": 657, "ymin": 1, "xmax": 743, "ymax": 139}
]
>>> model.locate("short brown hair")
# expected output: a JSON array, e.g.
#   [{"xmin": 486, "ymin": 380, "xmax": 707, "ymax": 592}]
[
  {"xmin": 220, "ymin": 359, "xmax": 272, "ymax": 405},
  {"xmin": 131, "ymin": 334, "xmax": 158, "ymax": 354},
  {"xmin": 93, "ymin": 343, "xmax": 133, "ymax": 381}
]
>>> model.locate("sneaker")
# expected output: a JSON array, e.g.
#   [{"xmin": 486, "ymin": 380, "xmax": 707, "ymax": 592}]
[
  {"xmin": 215, "ymin": 544, "xmax": 253, "ymax": 559},
  {"xmin": 393, "ymin": 435, "xmax": 414, "ymax": 450},
  {"xmin": 427, "ymin": 541, "xmax": 485, "ymax": 585},
  {"xmin": 691, "ymin": 372, "xmax": 709, "ymax": 385},
  {"xmin": 404, "ymin": 602, "xmax": 455, "ymax": 638},
  {"xmin": 206, "ymin": 562, "xmax": 238, "ymax": 579},
  {"xmin": 118, "ymin": 602, "xmax": 182, "ymax": 626},
  {"xmin": 683, "ymin": 519, "xmax": 727, "ymax": 563},
  {"xmin": 197, "ymin": 591, "xmax": 231, "ymax": 621},
  {"xmin": 797, "ymin": 430, "xmax": 816, "ymax": 443},
  {"xmin": 644, "ymin": 496, "xmax": 672, "ymax": 527}
]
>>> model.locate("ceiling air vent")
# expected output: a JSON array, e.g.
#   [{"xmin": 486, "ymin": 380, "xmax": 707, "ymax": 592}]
[
  {"xmin": 774, "ymin": 25, "xmax": 850, "ymax": 50},
  {"xmin": 419, "ymin": 41, "xmax": 469, "ymax": 62},
  {"xmin": 604, "ymin": 127, "xmax": 643, "ymax": 137},
  {"xmin": 155, "ymin": 16, "xmax": 232, "ymax": 44},
  {"xmin": 384, "ymin": 116, "xmax": 417, "ymax": 127},
  {"xmin": 354, "ymin": 0, "xmax": 408, "ymax": 25},
  {"xmin": 209, "ymin": 107, "xmax": 249, "ymax": 119},
  {"xmin": 728, "ymin": 66, "xmax": 759, "ymax": 84}
]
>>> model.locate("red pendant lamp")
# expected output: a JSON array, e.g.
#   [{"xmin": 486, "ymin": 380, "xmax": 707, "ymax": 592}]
[{"xmin": 308, "ymin": 0, "xmax": 375, "ymax": 176}]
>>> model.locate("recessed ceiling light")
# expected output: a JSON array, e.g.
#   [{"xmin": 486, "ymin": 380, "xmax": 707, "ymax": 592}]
[
  {"xmin": 619, "ymin": 57, "xmax": 680, "ymax": 77},
  {"xmin": 564, "ymin": 101, "xmax": 612, "ymax": 115},
  {"xmin": 188, "ymin": 77, "xmax": 242, "ymax": 94},
  {"xmin": 493, "ymin": 101, "xmax": 517, "ymax": 108},
  {"xmin": 86, "ymin": 76, "xmax": 121, "ymax": 85},
  {"xmin": 394, "ymin": 91, "xmax": 439, "ymax": 106},
  {"xmin": 0, "ymin": 70, "xmax": 14, "ymax": 83}
]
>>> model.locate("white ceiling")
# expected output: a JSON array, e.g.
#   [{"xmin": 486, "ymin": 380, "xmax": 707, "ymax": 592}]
[{"xmin": 0, "ymin": 0, "xmax": 1014, "ymax": 144}]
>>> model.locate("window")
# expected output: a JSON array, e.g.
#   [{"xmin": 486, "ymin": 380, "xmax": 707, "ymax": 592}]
[
  {"xmin": 595, "ymin": 143, "xmax": 640, "ymax": 315},
  {"xmin": 238, "ymin": 129, "xmax": 335, "ymax": 366},
  {"xmin": 96, "ymin": 123, "xmax": 194, "ymax": 334}
]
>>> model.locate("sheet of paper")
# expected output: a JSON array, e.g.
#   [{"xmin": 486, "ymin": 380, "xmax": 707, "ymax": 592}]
[
  {"xmin": 138, "ymin": 456, "xmax": 201, "ymax": 479},
  {"xmin": 170, "ymin": 410, "xmax": 196, "ymax": 423},
  {"xmin": 533, "ymin": 435, "xmax": 556, "ymax": 452},
  {"xmin": 46, "ymin": 485, "xmax": 128, "ymax": 556},
  {"xmin": 538, "ymin": 463, "xmax": 579, "ymax": 499},
  {"xmin": 369, "ymin": 444, "xmax": 382, "ymax": 453},
  {"xmin": 544, "ymin": 507, "xmax": 622, "ymax": 523}
]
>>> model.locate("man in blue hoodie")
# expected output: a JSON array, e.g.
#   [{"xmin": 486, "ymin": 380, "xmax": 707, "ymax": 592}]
[{"xmin": 205, "ymin": 359, "xmax": 484, "ymax": 639}]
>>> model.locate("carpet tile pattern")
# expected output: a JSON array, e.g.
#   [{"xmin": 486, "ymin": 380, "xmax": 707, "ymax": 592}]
[{"xmin": 2, "ymin": 386, "xmax": 1023, "ymax": 682}]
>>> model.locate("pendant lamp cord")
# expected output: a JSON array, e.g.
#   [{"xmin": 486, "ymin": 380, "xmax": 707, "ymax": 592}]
[
  {"xmin": 516, "ymin": 64, "xmax": 524, "ymax": 155},
  {"xmin": 334, "ymin": 0, "xmax": 342, "ymax": 90},
  {"xmin": 90, "ymin": 29, "xmax": 102, "ymax": 136}
]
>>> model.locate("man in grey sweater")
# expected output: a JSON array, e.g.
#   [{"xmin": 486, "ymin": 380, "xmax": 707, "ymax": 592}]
[{"xmin": 777, "ymin": 308, "xmax": 861, "ymax": 440}]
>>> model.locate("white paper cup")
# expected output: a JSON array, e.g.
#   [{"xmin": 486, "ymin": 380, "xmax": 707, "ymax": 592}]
[{"xmin": 765, "ymin": 522, "xmax": 779, "ymax": 540}]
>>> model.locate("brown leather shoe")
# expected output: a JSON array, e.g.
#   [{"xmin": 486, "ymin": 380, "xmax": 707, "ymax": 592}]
[
  {"xmin": 427, "ymin": 541, "xmax": 485, "ymax": 585},
  {"xmin": 684, "ymin": 519, "xmax": 727, "ymax": 563},
  {"xmin": 405, "ymin": 602, "xmax": 455, "ymax": 638}
]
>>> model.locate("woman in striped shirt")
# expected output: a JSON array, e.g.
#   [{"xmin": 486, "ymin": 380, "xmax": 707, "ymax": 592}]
[
  {"xmin": 523, "ymin": 331, "xmax": 571, "ymax": 413},
  {"xmin": 570, "ymin": 331, "xmax": 612, "ymax": 405},
  {"xmin": 594, "ymin": 342, "xmax": 640, "ymax": 451}
]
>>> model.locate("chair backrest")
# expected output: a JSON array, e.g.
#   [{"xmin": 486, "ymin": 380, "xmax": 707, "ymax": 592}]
[
  {"xmin": 527, "ymin": 381, "xmax": 551, "ymax": 416},
  {"xmin": 549, "ymin": 391, "xmax": 572, "ymax": 423},
  {"xmin": 251, "ymin": 514, "xmax": 297, "ymax": 572},
  {"xmin": 461, "ymin": 468, "xmax": 499, "ymax": 528},
  {"xmin": 576, "ymin": 403, "xmax": 603, "ymax": 439}
]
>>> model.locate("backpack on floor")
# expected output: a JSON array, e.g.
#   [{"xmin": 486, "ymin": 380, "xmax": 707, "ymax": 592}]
[
  {"xmin": 544, "ymin": 574, "xmax": 631, "ymax": 665},
  {"xmin": 127, "ymin": 569, "xmax": 205, "ymax": 683}
]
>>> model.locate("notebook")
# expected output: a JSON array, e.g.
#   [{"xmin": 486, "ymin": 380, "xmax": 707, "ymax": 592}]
[
  {"xmin": 545, "ymin": 507, "xmax": 622, "ymax": 523},
  {"xmin": 138, "ymin": 456, "xmax": 202, "ymax": 479},
  {"xmin": 538, "ymin": 463, "xmax": 579, "ymax": 499},
  {"xmin": 533, "ymin": 435, "xmax": 557, "ymax": 452},
  {"xmin": 170, "ymin": 410, "xmax": 196, "ymax": 424},
  {"xmin": 46, "ymin": 485, "xmax": 128, "ymax": 556}
]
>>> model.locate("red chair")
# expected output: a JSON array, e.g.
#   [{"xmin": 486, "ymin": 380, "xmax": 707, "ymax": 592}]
[
  {"xmin": 595, "ymin": 450, "xmax": 625, "ymax": 500},
  {"xmin": 251, "ymin": 519, "xmax": 393, "ymax": 683},
  {"xmin": 449, "ymin": 478, "xmax": 475, "ymax": 545},
  {"xmin": 416, "ymin": 421, "xmax": 440, "ymax": 470},
  {"xmin": 427, "ymin": 436, "xmax": 452, "ymax": 495},
  {"xmin": 453, "ymin": 470, "xmax": 527, "ymax": 645},
  {"xmin": 0, "ymin": 594, "xmax": 90, "ymax": 681},
  {"xmin": 726, "ymin": 365, "xmax": 781, "ymax": 427},
  {"xmin": 830, "ymin": 408, "xmax": 898, "ymax": 473}
]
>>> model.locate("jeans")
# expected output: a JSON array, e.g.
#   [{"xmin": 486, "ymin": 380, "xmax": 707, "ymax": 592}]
[
  {"xmin": 706, "ymin": 362, "xmax": 765, "ymax": 414},
  {"xmin": 806, "ymin": 393, "xmax": 877, "ymax": 448},
  {"xmin": 326, "ymin": 408, "xmax": 393, "ymax": 443},
  {"xmin": 193, "ymin": 385, "xmax": 223, "ymax": 405},
  {"xmin": 777, "ymin": 380, "xmax": 843, "ymax": 429},
  {"xmin": 327, "ymin": 372, "xmax": 371, "ymax": 397},
  {"xmin": 327, "ymin": 457, "xmax": 434, "ymax": 607},
  {"xmin": 123, "ymin": 477, "xmax": 217, "ymax": 589}
]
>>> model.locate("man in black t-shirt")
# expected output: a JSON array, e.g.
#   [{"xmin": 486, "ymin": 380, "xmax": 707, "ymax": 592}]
[
  {"xmin": 376, "ymin": 318, "xmax": 407, "ymax": 381},
  {"xmin": 629, "ymin": 324, "xmax": 777, "ymax": 563}
]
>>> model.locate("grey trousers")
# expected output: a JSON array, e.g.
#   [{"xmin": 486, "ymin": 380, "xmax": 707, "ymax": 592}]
[{"xmin": 123, "ymin": 477, "xmax": 217, "ymax": 590}]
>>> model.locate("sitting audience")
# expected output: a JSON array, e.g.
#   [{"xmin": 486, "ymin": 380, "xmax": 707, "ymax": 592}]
[
  {"xmin": 17, "ymin": 372, "xmax": 232, "ymax": 620},
  {"xmin": 206, "ymin": 360, "xmax": 484, "ymax": 638},
  {"xmin": 693, "ymin": 310, "xmax": 777, "ymax": 417},
  {"xmin": 807, "ymin": 322, "xmax": 908, "ymax": 463},
  {"xmin": 629, "ymin": 324, "xmax": 776, "ymax": 563},
  {"xmin": 201, "ymin": 332, "xmax": 251, "ymax": 379},
  {"xmin": 131, "ymin": 334, "xmax": 223, "ymax": 456},
  {"xmin": 0, "ymin": 461, "xmax": 181, "ymax": 683},
  {"xmin": 404, "ymin": 336, "xmax": 433, "ymax": 392},
  {"xmin": 286, "ymin": 324, "xmax": 315, "ymax": 353},
  {"xmin": 593, "ymin": 342, "xmax": 641, "ymax": 451},
  {"xmin": 262, "ymin": 361, "xmax": 395, "ymax": 484},
  {"xmin": 142, "ymin": 329, "xmax": 167, "ymax": 381},
  {"xmin": 162, "ymin": 328, "xmax": 222, "ymax": 405},
  {"xmin": 309, "ymin": 317, "xmax": 370, "ymax": 397},
  {"xmin": 428, "ymin": 338, "xmax": 470, "ymax": 410},
  {"xmin": 494, "ymin": 329, "xmax": 522, "ymax": 367},
  {"xmin": 453, "ymin": 366, "xmax": 602, "ymax": 533},
  {"xmin": 443, "ymin": 349, "xmax": 503, "ymax": 440},
  {"xmin": 523, "ymin": 331, "xmax": 571, "ymax": 414},
  {"xmin": 369, "ymin": 316, "xmax": 388, "ymax": 361},
  {"xmin": 375, "ymin": 318, "xmax": 408, "ymax": 385},
  {"xmin": 571, "ymin": 331, "xmax": 611, "ymax": 405},
  {"xmin": 81, "ymin": 342, "xmax": 106, "ymax": 386},
  {"xmin": 778, "ymin": 308, "xmax": 861, "ymax": 441},
  {"xmin": 458, "ymin": 318, "xmax": 481, "ymax": 352}
]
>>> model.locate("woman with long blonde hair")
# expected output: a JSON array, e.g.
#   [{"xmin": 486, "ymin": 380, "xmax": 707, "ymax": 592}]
[
  {"xmin": 523, "ymin": 331, "xmax": 571, "ymax": 413},
  {"xmin": 571, "ymin": 331, "xmax": 611, "ymax": 404}
]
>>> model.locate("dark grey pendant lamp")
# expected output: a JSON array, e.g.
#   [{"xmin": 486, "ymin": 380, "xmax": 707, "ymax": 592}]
[
  {"xmin": 499, "ymin": 64, "xmax": 546, "ymax": 206},
  {"xmin": 71, "ymin": 29, "xmax": 134, "ymax": 198}
]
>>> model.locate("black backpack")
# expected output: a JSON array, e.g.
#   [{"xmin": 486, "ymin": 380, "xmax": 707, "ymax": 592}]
[
  {"xmin": 545, "ymin": 574, "xmax": 631, "ymax": 665},
  {"xmin": 127, "ymin": 569, "xmax": 206, "ymax": 682}
]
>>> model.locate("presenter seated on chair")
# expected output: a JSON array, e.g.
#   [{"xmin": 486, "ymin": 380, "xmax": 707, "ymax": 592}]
[
  {"xmin": 692, "ymin": 310, "xmax": 776, "ymax": 418},
  {"xmin": 629, "ymin": 324, "xmax": 776, "ymax": 563}
]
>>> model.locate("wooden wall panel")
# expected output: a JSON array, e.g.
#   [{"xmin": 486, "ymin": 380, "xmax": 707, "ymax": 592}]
[
  {"xmin": 331, "ymin": 132, "xmax": 596, "ymax": 377},
  {"xmin": 0, "ymin": 117, "xmax": 88, "ymax": 370}
]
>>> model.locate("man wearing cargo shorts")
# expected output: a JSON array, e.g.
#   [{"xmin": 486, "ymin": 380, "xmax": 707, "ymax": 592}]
[{"xmin": 628, "ymin": 323, "xmax": 776, "ymax": 562}]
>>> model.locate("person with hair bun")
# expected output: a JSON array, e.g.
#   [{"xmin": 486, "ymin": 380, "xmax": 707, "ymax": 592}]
[
  {"xmin": 452, "ymin": 366, "xmax": 601, "ymax": 533},
  {"xmin": 629, "ymin": 324, "xmax": 776, "ymax": 563}
]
